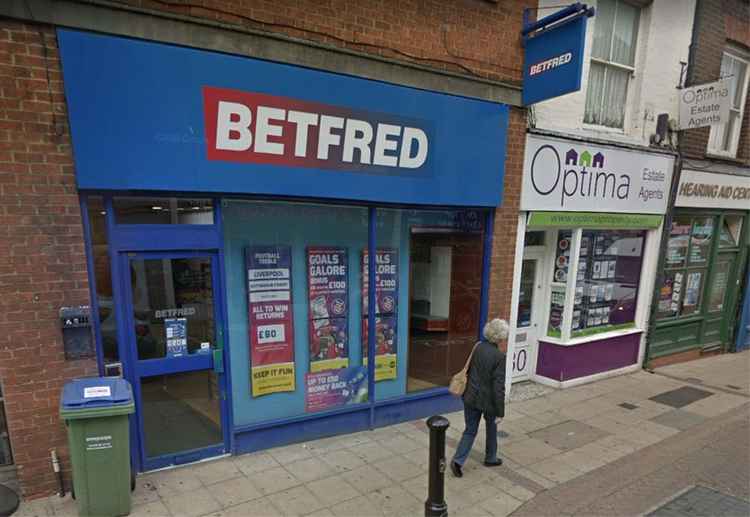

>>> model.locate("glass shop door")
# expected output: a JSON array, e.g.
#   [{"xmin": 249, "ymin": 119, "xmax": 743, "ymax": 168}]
[{"xmin": 121, "ymin": 251, "xmax": 228, "ymax": 471}]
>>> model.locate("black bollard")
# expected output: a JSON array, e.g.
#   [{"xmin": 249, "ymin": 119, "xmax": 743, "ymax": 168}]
[{"xmin": 425, "ymin": 415, "xmax": 450, "ymax": 517}]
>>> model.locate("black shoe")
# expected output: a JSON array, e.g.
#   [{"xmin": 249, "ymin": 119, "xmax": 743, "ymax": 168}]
[
  {"xmin": 484, "ymin": 458, "xmax": 503, "ymax": 467},
  {"xmin": 450, "ymin": 461, "xmax": 463, "ymax": 478}
]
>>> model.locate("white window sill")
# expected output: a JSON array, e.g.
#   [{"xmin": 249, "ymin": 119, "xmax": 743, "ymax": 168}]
[{"xmin": 540, "ymin": 326, "xmax": 643, "ymax": 347}]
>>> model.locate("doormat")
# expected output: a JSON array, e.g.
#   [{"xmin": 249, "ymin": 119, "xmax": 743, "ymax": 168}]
[
  {"xmin": 649, "ymin": 386, "xmax": 713, "ymax": 409},
  {"xmin": 647, "ymin": 486, "xmax": 750, "ymax": 517}
]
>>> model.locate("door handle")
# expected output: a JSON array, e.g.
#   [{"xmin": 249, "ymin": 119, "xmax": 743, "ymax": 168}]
[{"xmin": 213, "ymin": 348, "xmax": 224, "ymax": 374}]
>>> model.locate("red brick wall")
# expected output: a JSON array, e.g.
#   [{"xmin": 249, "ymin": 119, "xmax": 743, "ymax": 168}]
[
  {"xmin": 116, "ymin": 0, "xmax": 526, "ymax": 84},
  {"xmin": 0, "ymin": 20, "xmax": 97, "ymax": 499},
  {"xmin": 488, "ymin": 107, "xmax": 525, "ymax": 325},
  {"xmin": 682, "ymin": 0, "xmax": 750, "ymax": 165}
]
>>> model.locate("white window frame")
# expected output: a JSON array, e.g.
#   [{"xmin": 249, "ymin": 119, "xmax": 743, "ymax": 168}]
[
  {"xmin": 707, "ymin": 49, "xmax": 750, "ymax": 158},
  {"xmin": 583, "ymin": 0, "xmax": 640, "ymax": 130}
]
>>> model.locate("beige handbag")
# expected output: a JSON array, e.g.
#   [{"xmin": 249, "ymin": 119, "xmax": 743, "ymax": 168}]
[{"xmin": 448, "ymin": 342, "xmax": 480, "ymax": 396}]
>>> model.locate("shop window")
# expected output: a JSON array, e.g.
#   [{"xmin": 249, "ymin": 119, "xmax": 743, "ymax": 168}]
[
  {"xmin": 656, "ymin": 215, "xmax": 716, "ymax": 319},
  {"xmin": 572, "ymin": 230, "xmax": 645, "ymax": 337},
  {"xmin": 128, "ymin": 257, "xmax": 215, "ymax": 360},
  {"xmin": 548, "ymin": 230, "xmax": 572, "ymax": 337},
  {"xmin": 376, "ymin": 209, "xmax": 486, "ymax": 396},
  {"xmin": 517, "ymin": 259, "xmax": 537, "ymax": 328},
  {"xmin": 223, "ymin": 200, "xmax": 369, "ymax": 425},
  {"xmin": 584, "ymin": 0, "xmax": 640, "ymax": 128},
  {"xmin": 86, "ymin": 196, "xmax": 119, "ymax": 364},
  {"xmin": 547, "ymin": 228, "xmax": 646, "ymax": 339},
  {"xmin": 707, "ymin": 257, "xmax": 735, "ymax": 313},
  {"xmin": 719, "ymin": 215, "xmax": 744, "ymax": 248},
  {"xmin": 0, "ymin": 383, "xmax": 11, "ymax": 466},
  {"xmin": 524, "ymin": 231, "xmax": 545, "ymax": 247},
  {"xmin": 708, "ymin": 50, "xmax": 749, "ymax": 157},
  {"xmin": 113, "ymin": 197, "xmax": 214, "ymax": 225}
]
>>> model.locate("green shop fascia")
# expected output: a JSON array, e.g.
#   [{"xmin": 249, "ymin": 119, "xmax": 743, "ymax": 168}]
[{"xmin": 648, "ymin": 168, "xmax": 750, "ymax": 362}]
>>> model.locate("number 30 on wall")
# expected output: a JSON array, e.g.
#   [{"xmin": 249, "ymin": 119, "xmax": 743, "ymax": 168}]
[{"xmin": 512, "ymin": 348, "xmax": 528, "ymax": 375}]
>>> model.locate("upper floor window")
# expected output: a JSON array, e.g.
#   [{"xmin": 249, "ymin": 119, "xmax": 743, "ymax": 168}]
[
  {"xmin": 584, "ymin": 0, "xmax": 640, "ymax": 129},
  {"xmin": 707, "ymin": 51, "xmax": 749, "ymax": 158}
]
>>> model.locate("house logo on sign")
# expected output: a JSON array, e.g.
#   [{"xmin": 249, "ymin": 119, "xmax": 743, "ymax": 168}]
[{"xmin": 530, "ymin": 145, "xmax": 634, "ymax": 207}]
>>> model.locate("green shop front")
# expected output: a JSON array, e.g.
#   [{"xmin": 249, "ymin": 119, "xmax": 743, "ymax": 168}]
[
  {"xmin": 58, "ymin": 30, "xmax": 511, "ymax": 472},
  {"xmin": 648, "ymin": 168, "xmax": 750, "ymax": 364}
]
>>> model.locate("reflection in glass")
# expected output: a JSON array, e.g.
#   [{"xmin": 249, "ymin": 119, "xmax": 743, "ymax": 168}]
[
  {"xmin": 572, "ymin": 230, "xmax": 645, "ymax": 337},
  {"xmin": 719, "ymin": 216, "xmax": 743, "ymax": 248},
  {"xmin": 86, "ymin": 196, "xmax": 120, "ymax": 362},
  {"xmin": 517, "ymin": 260, "xmax": 536, "ymax": 328},
  {"xmin": 680, "ymin": 269, "xmax": 705, "ymax": 316},
  {"xmin": 708, "ymin": 259, "xmax": 733, "ymax": 312},
  {"xmin": 130, "ymin": 258, "xmax": 215, "ymax": 360},
  {"xmin": 114, "ymin": 197, "xmax": 214, "ymax": 225},
  {"xmin": 141, "ymin": 371, "xmax": 222, "ymax": 458},
  {"xmin": 689, "ymin": 217, "xmax": 714, "ymax": 265}
]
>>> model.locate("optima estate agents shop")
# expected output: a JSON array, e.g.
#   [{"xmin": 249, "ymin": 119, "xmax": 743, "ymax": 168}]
[
  {"xmin": 508, "ymin": 133, "xmax": 674, "ymax": 387},
  {"xmin": 57, "ymin": 29, "xmax": 514, "ymax": 472}
]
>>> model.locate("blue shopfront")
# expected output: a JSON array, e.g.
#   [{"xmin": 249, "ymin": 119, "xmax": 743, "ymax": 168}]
[{"xmin": 59, "ymin": 29, "xmax": 509, "ymax": 473}]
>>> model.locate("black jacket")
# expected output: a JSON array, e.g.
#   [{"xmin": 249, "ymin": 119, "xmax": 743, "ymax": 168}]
[{"xmin": 463, "ymin": 340, "xmax": 506, "ymax": 417}]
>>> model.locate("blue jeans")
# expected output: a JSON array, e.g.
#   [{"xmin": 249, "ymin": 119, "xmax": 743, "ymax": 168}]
[{"xmin": 452, "ymin": 404, "xmax": 498, "ymax": 466}]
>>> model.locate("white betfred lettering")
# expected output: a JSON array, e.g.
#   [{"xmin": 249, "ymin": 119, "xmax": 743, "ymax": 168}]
[
  {"xmin": 287, "ymin": 110, "xmax": 318, "ymax": 157},
  {"xmin": 399, "ymin": 127, "xmax": 428, "ymax": 168},
  {"xmin": 317, "ymin": 115, "xmax": 345, "ymax": 160},
  {"xmin": 254, "ymin": 106, "xmax": 286, "ymax": 155},
  {"xmin": 373, "ymin": 123, "xmax": 401, "ymax": 167},
  {"xmin": 216, "ymin": 101, "xmax": 252, "ymax": 151},
  {"xmin": 342, "ymin": 119, "xmax": 373, "ymax": 164}
]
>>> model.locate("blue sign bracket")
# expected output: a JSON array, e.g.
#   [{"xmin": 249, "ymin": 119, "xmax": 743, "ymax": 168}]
[{"xmin": 522, "ymin": 3, "xmax": 595, "ymax": 45}]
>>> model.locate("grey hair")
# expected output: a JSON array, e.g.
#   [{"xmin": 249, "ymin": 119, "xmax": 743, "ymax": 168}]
[{"xmin": 483, "ymin": 318, "xmax": 509, "ymax": 344}]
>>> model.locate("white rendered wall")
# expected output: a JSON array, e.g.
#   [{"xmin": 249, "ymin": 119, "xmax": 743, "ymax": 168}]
[{"xmin": 532, "ymin": 0, "xmax": 696, "ymax": 147}]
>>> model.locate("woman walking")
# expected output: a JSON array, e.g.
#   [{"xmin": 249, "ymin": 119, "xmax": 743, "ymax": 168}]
[{"xmin": 451, "ymin": 318, "xmax": 508, "ymax": 477}]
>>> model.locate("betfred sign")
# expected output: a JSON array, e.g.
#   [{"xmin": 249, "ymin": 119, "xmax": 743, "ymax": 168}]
[
  {"xmin": 203, "ymin": 87, "xmax": 429, "ymax": 171},
  {"xmin": 521, "ymin": 135, "xmax": 674, "ymax": 214},
  {"xmin": 58, "ymin": 29, "xmax": 508, "ymax": 207},
  {"xmin": 678, "ymin": 80, "xmax": 731, "ymax": 130},
  {"xmin": 522, "ymin": 16, "xmax": 587, "ymax": 105}
]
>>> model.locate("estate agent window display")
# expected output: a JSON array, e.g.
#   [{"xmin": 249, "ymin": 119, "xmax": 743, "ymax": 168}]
[{"xmin": 542, "ymin": 227, "xmax": 647, "ymax": 343}]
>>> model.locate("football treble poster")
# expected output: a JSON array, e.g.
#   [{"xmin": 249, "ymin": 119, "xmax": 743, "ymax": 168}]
[
  {"xmin": 361, "ymin": 248, "xmax": 398, "ymax": 381},
  {"xmin": 246, "ymin": 246, "xmax": 295, "ymax": 397},
  {"xmin": 307, "ymin": 247, "xmax": 349, "ymax": 373}
]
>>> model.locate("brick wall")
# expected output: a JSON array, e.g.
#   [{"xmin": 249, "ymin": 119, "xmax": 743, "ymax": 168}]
[
  {"xmin": 0, "ymin": 20, "xmax": 97, "ymax": 499},
  {"xmin": 488, "ymin": 107, "xmax": 525, "ymax": 325},
  {"xmin": 116, "ymin": 0, "xmax": 526, "ymax": 84},
  {"xmin": 682, "ymin": 0, "xmax": 750, "ymax": 165}
]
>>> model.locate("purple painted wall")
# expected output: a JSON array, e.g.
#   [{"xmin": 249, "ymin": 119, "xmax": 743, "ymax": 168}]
[{"xmin": 536, "ymin": 332, "xmax": 641, "ymax": 382}]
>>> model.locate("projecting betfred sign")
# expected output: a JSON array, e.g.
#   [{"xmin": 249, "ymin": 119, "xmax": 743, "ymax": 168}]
[
  {"xmin": 521, "ymin": 135, "xmax": 674, "ymax": 214},
  {"xmin": 676, "ymin": 169, "xmax": 750, "ymax": 210},
  {"xmin": 678, "ymin": 80, "xmax": 731, "ymax": 130}
]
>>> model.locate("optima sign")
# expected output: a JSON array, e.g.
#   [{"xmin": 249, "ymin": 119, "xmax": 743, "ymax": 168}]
[{"xmin": 521, "ymin": 135, "xmax": 674, "ymax": 215}]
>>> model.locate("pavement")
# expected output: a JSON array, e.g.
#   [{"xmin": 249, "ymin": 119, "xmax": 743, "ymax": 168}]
[{"xmin": 16, "ymin": 350, "xmax": 750, "ymax": 517}]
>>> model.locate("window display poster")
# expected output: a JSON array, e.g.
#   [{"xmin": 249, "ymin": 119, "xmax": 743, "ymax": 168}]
[
  {"xmin": 689, "ymin": 218, "xmax": 714, "ymax": 265},
  {"xmin": 361, "ymin": 249, "xmax": 398, "ymax": 381},
  {"xmin": 683, "ymin": 271, "xmax": 703, "ymax": 310},
  {"xmin": 305, "ymin": 366, "xmax": 368, "ymax": 413},
  {"xmin": 165, "ymin": 317, "xmax": 188, "ymax": 357},
  {"xmin": 307, "ymin": 247, "xmax": 349, "ymax": 373},
  {"xmin": 246, "ymin": 246, "xmax": 296, "ymax": 397},
  {"xmin": 666, "ymin": 220, "xmax": 691, "ymax": 266}
]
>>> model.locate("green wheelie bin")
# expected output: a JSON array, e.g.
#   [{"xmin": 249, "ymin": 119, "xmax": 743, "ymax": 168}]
[{"xmin": 60, "ymin": 377, "xmax": 135, "ymax": 517}]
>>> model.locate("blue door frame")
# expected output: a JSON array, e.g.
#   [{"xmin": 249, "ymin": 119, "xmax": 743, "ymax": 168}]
[{"xmin": 118, "ymin": 249, "xmax": 231, "ymax": 471}]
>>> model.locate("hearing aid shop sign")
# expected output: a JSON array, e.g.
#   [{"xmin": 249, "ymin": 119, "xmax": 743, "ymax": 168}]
[
  {"xmin": 58, "ymin": 29, "xmax": 508, "ymax": 208},
  {"xmin": 521, "ymin": 135, "xmax": 674, "ymax": 214}
]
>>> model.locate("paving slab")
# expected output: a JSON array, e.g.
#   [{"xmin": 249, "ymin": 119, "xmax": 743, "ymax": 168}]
[
  {"xmin": 528, "ymin": 419, "xmax": 610, "ymax": 451},
  {"xmin": 651, "ymin": 409, "xmax": 707, "ymax": 431},
  {"xmin": 649, "ymin": 386, "xmax": 715, "ymax": 408},
  {"xmin": 647, "ymin": 485, "xmax": 750, "ymax": 517}
]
